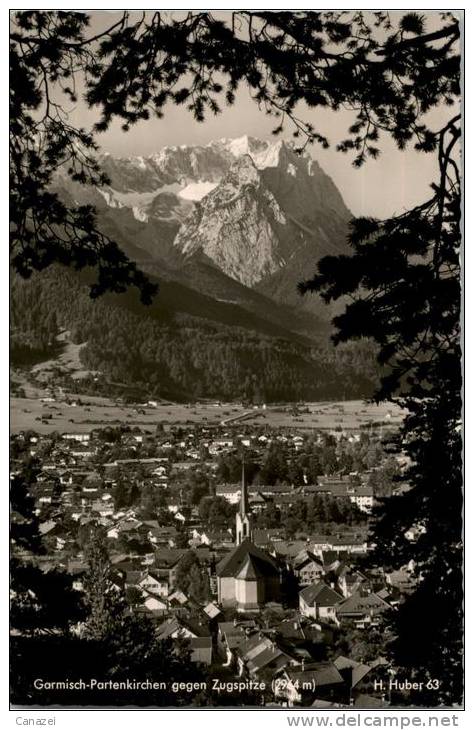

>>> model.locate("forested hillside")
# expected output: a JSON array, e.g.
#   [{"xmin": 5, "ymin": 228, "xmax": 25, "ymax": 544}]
[{"xmin": 10, "ymin": 268, "xmax": 377, "ymax": 402}]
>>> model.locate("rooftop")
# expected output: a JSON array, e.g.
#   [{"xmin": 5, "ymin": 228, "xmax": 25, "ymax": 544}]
[{"xmin": 216, "ymin": 539, "xmax": 279, "ymax": 578}]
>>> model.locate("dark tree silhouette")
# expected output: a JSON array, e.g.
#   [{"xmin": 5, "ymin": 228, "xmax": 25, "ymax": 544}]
[
  {"xmin": 295, "ymin": 18, "xmax": 461, "ymax": 704},
  {"xmin": 81, "ymin": 525, "xmax": 127, "ymax": 641},
  {"xmin": 10, "ymin": 468, "xmax": 86, "ymax": 636},
  {"xmin": 10, "ymin": 12, "xmax": 156, "ymax": 302},
  {"xmin": 174, "ymin": 550, "xmax": 210, "ymax": 602}
]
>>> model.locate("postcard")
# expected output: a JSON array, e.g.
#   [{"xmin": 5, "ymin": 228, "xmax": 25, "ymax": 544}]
[{"xmin": 9, "ymin": 8, "xmax": 463, "ymax": 715}]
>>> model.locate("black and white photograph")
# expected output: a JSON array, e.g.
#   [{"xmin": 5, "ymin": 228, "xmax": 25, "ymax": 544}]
[{"xmin": 9, "ymin": 7, "xmax": 464, "ymax": 713}]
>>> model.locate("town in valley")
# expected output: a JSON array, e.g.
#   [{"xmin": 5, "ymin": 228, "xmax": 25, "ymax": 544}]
[{"xmin": 10, "ymin": 377, "xmax": 419, "ymax": 708}]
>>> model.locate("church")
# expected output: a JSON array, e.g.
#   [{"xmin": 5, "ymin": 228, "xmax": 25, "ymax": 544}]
[{"xmin": 216, "ymin": 465, "xmax": 281, "ymax": 612}]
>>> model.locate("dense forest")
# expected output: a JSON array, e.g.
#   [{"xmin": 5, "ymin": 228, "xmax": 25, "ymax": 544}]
[{"xmin": 11, "ymin": 267, "xmax": 378, "ymax": 402}]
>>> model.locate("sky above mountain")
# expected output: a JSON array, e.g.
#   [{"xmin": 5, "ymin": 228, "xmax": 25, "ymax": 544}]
[{"xmin": 65, "ymin": 10, "xmax": 458, "ymax": 220}]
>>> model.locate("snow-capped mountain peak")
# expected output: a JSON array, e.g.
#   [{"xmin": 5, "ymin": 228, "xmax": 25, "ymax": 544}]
[
  {"xmin": 171, "ymin": 140, "xmax": 350, "ymax": 287},
  {"xmin": 57, "ymin": 136, "xmax": 351, "ymax": 295}
]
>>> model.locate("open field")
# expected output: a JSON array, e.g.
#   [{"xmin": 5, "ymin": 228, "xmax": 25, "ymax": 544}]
[
  {"xmin": 10, "ymin": 382, "xmax": 406, "ymax": 435},
  {"xmin": 30, "ymin": 331, "xmax": 96, "ymax": 382},
  {"xmin": 10, "ymin": 395, "xmax": 248, "ymax": 434},
  {"xmin": 236, "ymin": 401, "xmax": 406, "ymax": 431}
]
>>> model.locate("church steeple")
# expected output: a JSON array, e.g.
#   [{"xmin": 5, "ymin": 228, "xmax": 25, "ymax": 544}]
[
  {"xmin": 240, "ymin": 459, "xmax": 249, "ymax": 517},
  {"xmin": 236, "ymin": 459, "xmax": 252, "ymax": 545}
]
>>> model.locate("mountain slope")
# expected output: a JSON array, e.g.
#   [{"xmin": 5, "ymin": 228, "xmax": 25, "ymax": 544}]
[
  {"xmin": 171, "ymin": 139, "xmax": 351, "ymax": 293},
  {"xmin": 173, "ymin": 155, "xmax": 300, "ymax": 286},
  {"xmin": 11, "ymin": 267, "xmax": 377, "ymax": 402}
]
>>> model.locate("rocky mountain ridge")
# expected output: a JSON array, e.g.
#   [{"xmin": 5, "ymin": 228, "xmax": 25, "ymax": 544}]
[
  {"xmin": 86, "ymin": 136, "xmax": 351, "ymax": 292},
  {"xmin": 53, "ymin": 135, "xmax": 352, "ymax": 328}
]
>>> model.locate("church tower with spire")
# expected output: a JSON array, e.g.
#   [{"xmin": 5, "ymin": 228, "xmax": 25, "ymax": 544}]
[
  {"xmin": 217, "ymin": 460, "xmax": 281, "ymax": 610},
  {"xmin": 235, "ymin": 461, "xmax": 252, "ymax": 545}
]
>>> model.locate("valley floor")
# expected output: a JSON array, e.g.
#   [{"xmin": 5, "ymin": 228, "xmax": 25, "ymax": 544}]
[{"xmin": 10, "ymin": 371, "xmax": 405, "ymax": 436}]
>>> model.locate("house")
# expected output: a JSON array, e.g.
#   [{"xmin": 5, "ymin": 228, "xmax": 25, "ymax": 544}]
[
  {"xmin": 151, "ymin": 465, "xmax": 167, "ymax": 477},
  {"xmin": 107, "ymin": 518, "xmax": 142, "ymax": 540},
  {"xmin": 36, "ymin": 469, "xmax": 56, "ymax": 483},
  {"xmin": 142, "ymin": 592, "xmax": 168, "ymax": 614},
  {"xmin": 293, "ymin": 550, "xmax": 324, "ymax": 585},
  {"xmin": 208, "ymin": 439, "xmax": 234, "ymax": 456},
  {"xmin": 69, "ymin": 444, "xmax": 95, "ymax": 459},
  {"xmin": 299, "ymin": 582, "xmax": 342, "ymax": 622},
  {"xmin": 190, "ymin": 637, "xmax": 213, "ymax": 665},
  {"xmin": 273, "ymin": 618, "xmax": 325, "ymax": 649},
  {"xmin": 66, "ymin": 559, "xmax": 88, "ymax": 591},
  {"xmin": 312, "ymin": 535, "xmax": 334, "ymax": 553},
  {"xmin": 218, "ymin": 620, "xmax": 259, "ymax": 662},
  {"xmin": 253, "ymin": 484, "xmax": 293, "ymax": 498},
  {"xmin": 272, "ymin": 493, "xmax": 305, "ymax": 509},
  {"xmin": 248, "ymin": 492, "xmax": 267, "ymax": 512},
  {"xmin": 270, "ymin": 540, "xmax": 310, "ymax": 561},
  {"xmin": 235, "ymin": 633, "xmax": 296, "ymax": 678},
  {"xmin": 63, "ymin": 433, "xmax": 91, "ymax": 443},
  {"xmin": 152, "ymin": 548, "xmax": 189, "ymax": 590},
  {"xmin": 336, "ymin": 591, "xmax": 391, "ymax": 627},
  {"xmin": 349, "ymin": 485, "xmax": 374, "ymax": 513},
  {"xmin": 122, "ymin": 568, "xmax": 146, "ymax": 587},
  {"xmin": 138, "ymin": 571, "xmax": 170, "ymax": 598},
  {"xmin": 40, "ymin": 522, "xmax": 73, "ymax": 552},
  {"xmin": 313, "ymin": 533, "xmax": 368, "ymax": 555},
  {"xmin": 252, "ymin": 528, "xmax": 286, "ymax": 548},
  {"xmin": 69, "ymin": 470, "xmax": 96, "ymax": 488},
  {"xmin": 203, "ymin": 602, "xmax": 222, "ymax": 621},
  {"xmin": 58, "ymin": 470, "xmax": 74, "ymax": 486},
  {"xmin": 171, "ymin": 461, "xmax": 196, "ymax": 474},
  {"xmin": 338, "ymin": 569, "xmax": 369, "ymax": 598},
  {"xmin": 148, "ymin": 525, "xmax": 178, "ymax": 546},
  {"xmin": 320, "ymin": 551, "xmax": 348, "ymax": 572},
  {"xmin": 199, "ymin": 531, "xmax": 234, "ymax": 548},
  {"xmin": 39, "ymin": 520, "xmax": 57, "ymax": 536},
  {"xmin": 91, "ymin": 500, "xmax": 114, "ymax": 517},
  {"xmin": 385, "ymin": 566, "xmax": 417, "ymax": 593},
  {"xmin": 155, "ymin": 615, "xmax": 211, "ymax": 658},
  {"xmin": 312, "ymin": 480, "xmax": 350, "ymax": 499},
  {"xmin": 215, "ymin": 484, "xmax": 242, "ymax": 504},
  {"xmin": 168, "ymin": 589, "xmax": 188, "ymax": 606}
]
